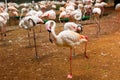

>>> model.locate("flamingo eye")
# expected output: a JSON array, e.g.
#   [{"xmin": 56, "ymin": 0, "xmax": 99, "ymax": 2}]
[{"xmin": 72, "ymin": 26, "xmax": 75, "ymax": 29}]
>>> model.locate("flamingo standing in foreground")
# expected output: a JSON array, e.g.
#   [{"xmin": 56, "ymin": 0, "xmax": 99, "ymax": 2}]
[
  {"xmin": 45, "ymin": 21, "xmax": 83, "ymax": 56},
  {"xmin": 46, "ymin": 20, "xmax": 88, "ymax": 79}
]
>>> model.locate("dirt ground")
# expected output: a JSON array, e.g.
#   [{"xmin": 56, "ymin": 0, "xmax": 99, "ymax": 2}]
[{"xmin": 0, "ymin": 7, "xmax": 120, "ymax": 80}]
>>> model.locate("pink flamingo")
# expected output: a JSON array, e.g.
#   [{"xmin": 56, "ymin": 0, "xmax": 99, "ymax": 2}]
[{"xmin": 46, "ymin": 20, "xmax": 88, "ymax": 78}]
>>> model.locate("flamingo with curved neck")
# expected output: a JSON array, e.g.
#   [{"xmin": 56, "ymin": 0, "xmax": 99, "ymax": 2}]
[{"xmin": 46, "ymin": 20, "xmax": 88, "ymax": 79}]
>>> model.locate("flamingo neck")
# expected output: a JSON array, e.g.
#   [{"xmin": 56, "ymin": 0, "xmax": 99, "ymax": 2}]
[{"xmin": 51, "ymin": 20, "xmax": 57, "ymax": 39}]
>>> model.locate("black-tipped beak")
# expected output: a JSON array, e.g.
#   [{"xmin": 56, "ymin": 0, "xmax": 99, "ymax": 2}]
[
  {"xmin": 47, "ymin": 30, "xmax": 51, "ymax": 33},
  {"xmin": 48, "ymin": 32, "xmax": 53, "ymax": 43}
]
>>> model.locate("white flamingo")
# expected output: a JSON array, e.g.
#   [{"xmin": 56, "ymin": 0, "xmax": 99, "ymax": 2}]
[
  {"xmin": 64, "ymin": 22, "xmax": 83, "ymax": 33},
  {"xmin": 46, "ymin": 20, "xmax": 88, "ymax": 79},
  {"xmin": 92, "ymin": 6, "xmax": 102, "ymax": 35},
  {"xmin": 41, "ymin": 9, "xmax": 56, "ymax": 20},
  {"xmin": 45, "ymin": 21, "xmax": 84, "ymax": 56},
  {"xmin": 94, "ymin": 2, "xmax": 108, "ymax": 16},
  {"xmin": 25, "ymin": 9, "xmax": 43, "ymax": 32},
  {"xmin": 0, "ymin": 0, "xmax": 9, "ymax": 40},
  {"xmin": 19, "ymin": 15, "xmax": 44, "ymax": 58},
  {"xmin": 70, "ymin": 4, "xmax": 83, "ymax": 21},
  {"xmin": 59, "ymin": 11, "xmax": 70, "ymax": 23},
  {"xmin": 115, "ymin": 3, "xmax": 120, "ymax": 17}
]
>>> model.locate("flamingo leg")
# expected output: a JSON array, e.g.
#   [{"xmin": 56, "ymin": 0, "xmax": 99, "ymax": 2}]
[
  {"xmin": 67, "ymin": 47, "xmax": 73, "ymax": 79},
  {"xmin": 3, "ymin": 25, "xmax": 7, "ymax": 37},
  {"xmin": 39, "ymin": 25, "xmax": 42, "ymax": 33},
  {"xmin": 27, "ymin": 30, "xmax": 31, "ymax": 47},
  {"xmin": 33, "ymin": 28, "xmax": 39, "ymax": 59},
  {"xmin": 0, "ymin": 25, "xmax": 6, "ymax": 40},
  {"xmin": 96, "ymin": 16, "xmax": 101, "ymax": 36},
  {"xmin": 84, "ymin": 42, "xmax": 88, "ymax": 59},
  {"xmin": 72, "ymin": 47, "xmax": 75, "ymax": 56},
  {"xmin": 0, "ymin": 33, "xmax": 3, "ymax": 40},
  {"xmin": 98, "ymin": 17, "xmax": 100, "ymax": 33}
]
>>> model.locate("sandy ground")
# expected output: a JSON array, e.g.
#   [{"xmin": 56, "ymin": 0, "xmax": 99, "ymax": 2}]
[{"xmin": 0, "ymin": 7, "xmax": 120, "ymax": 80}]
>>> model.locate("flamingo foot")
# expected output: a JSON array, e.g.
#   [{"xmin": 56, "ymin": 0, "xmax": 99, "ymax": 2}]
[
  {"xmin": 35, "ymin": 55, "xmax": 40, "ymax": 59},
  {"xmin": 67, "ymin": 74, "xmax": 72, "ymax": 79},
  {"xmin": 84, "ymin": 52, "xmax": 89, "ymax": 59},
  {"xmin": 85, "ymin": 55, "xmax": 89, "ymax": 59}
]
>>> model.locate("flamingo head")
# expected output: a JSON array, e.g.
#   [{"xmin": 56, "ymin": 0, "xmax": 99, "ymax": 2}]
[
  {"xmin": 45, "ymin": 23, "xmax": 53, "ymax": 43},
  {"xmin": 45, "ymin": 24, "xmax": 51, "ymax": 32},
  {"xmin": 76, "ymin": 24, "xmax": 83, "ymax": 33}
]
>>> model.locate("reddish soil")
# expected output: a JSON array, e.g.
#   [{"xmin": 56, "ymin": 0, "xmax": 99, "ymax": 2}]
[{"xmin": 0, "ymin": 7, "xmax": 120, "ymax": 80}]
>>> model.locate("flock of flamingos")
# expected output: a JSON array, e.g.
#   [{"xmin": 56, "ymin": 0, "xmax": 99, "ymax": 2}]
[{"xmin": 0, "ymin": 0, "xmax": 120, "ymax": 79}]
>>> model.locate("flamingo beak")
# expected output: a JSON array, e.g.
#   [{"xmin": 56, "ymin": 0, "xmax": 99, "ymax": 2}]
[{"xmin": 48, "ymin": 31, "xmax": 53, "ymax": 43}]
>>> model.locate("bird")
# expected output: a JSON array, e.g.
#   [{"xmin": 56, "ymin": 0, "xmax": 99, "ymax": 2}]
[
  {"xmin": 69, "ymin": 4, "xmax": 83, "ymax": 22},
  {"xmin": 19, "ymin": 15, "xmax": 44, "ymax": 58},
  {"xmin": 92, "ymin": 7, "xmax": 101, "ymax": 36},
  {"xmin": 41, "ymin": 9, "xmax": 56, "ymax": 20},
  {"xmin": 115, "ymin": 3, "xmax": 120, "ymax": 17},
  {"xmin": 58, "ymin": 10, "xmax": 70, "ymax": 23},
  {"xmin": 46, "ymin": 20, "xmax": 88, "ymax": 79},
  {"xmin": 64, "ymin": 22, "xmax": 83, "ymax": 33},
  {"xmin": 0, "ymin": 2, "xmax": 9, "ymax": 40},
  {"xmin": 25, "ymin": 9, "xmax": 43, "ymax": 32},
  {"xmin": 45, "ymin": 21, "xmax": 83, "ymax": 43}
]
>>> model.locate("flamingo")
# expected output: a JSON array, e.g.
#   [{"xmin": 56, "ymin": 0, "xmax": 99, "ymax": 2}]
[
  {"xmin": 59, "ymin": 11, "xmax": 70, "ymax": 23},
  {"xmin": 25, "ymin": 9, "xmax": 43, "ymax": 32},
  {"xmin": 94, "ymin": 2, "xmax": 108, "ymax": 16},
  {"xmin": 70, "ymin": 4, "xmax": 83, "ymax": 22},
  {"xmin": 0, "ymin": 0, "xmax": 9, "ymax": 40},
  {"xmin": 19, "ymin": 15, "xmax": 44, "ymax": 58},
  {"xmin": 115, "ymin": 3, "xmax": 120, "ymax": 17},
  {"xmin": 46, "ymin": 20, "xmax": 88, "ymax": 78},
  {"xmin": 45, "ymin": 21, "xmax": 83, "ymax": 56},
  {"xmin": 92, "ymin": 4, "xmax": 102, "ymax": 36},
  {"xmin": 64, "ymin": 22, "xmax": 83, "ymax": 33},
  {"xmin": 41, "ymin": 9, "xmax": 56, "ymax": 20}
]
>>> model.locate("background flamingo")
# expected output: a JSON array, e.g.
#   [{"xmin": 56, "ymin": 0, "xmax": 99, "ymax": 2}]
[
  {"xmin": 19, "ymin": 15, "xmax": 44, "ymax": 58},
  {"xmin": 0, "ymin": 1, "xmax": 9, "ymax": 40}
]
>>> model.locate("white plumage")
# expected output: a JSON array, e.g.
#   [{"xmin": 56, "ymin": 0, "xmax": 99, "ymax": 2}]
[
  {"xmin": 115, "ymin": 3, "xmax": 120, "ymax": 11},
  {"xmin": 0, "ymin": 11, "xmax": 9, "ymax": 40},
  {"xmin": 42, "ymin": 9, "xmax": 56, "ymax": 20},
  {"xmin": 92, "ymin": 7, "xmax": 101, "ymax": 15},
  {"xmin": 19, "ymin": 15, "xmax": 44, "ymax": 58},
  {"xmin": 48, "ymin": 20, "xmax": 88, "ymax": 79},
  {"xmin": 64, "ymin": 22, "xmax": 83, "ymax": 33},
  {"xmin": 19, "ymin": 15, "xmax": 43, "ymax": 30}
]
